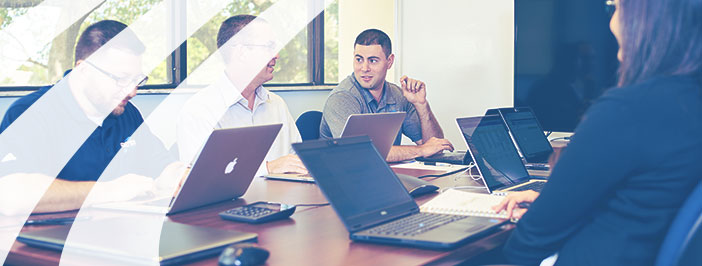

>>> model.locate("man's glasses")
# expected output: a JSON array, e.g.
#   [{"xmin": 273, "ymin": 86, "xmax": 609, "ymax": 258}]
[
  {"xmin": 605, "ymin": 0, "xmax": 616, "ymax": 17},
  {"xmin": 84, "ymin": 61, "xmax": 148, "ymax": 87}
]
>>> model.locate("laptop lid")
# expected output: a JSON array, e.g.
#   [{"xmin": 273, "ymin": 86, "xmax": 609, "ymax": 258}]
[
  {"xmin": 16, "ymin": 219, "xmax": 257, "ymax": 265},
  {"xmin": 487, "ymin": 107, "xmax": 553, "ymax": 163},
  {"xmin": 456, "ymin": 115, "xmax": 531, "ymax": 193},
  {"xmin": 292, "ymin": 136, "xmax": 418, "ymax": 233},
  {"xmin": 340, "ymin": 112, "xmax": 406, "ymax": 159},
  {"xmin": 169, "ymin": 124, "xmax": 282, "ymax": 214}
]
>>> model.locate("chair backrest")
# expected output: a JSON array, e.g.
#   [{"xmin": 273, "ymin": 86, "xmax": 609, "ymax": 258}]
[
  {"xmin": 655, "ymin": 180, "xmax": 702, "ymax": 266},
  {"xmin": 295, "ymin": 110, "xmax": 323, "ymax": 141}
]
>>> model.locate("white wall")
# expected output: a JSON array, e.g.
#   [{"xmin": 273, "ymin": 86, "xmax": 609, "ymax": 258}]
[
  {"xmin": 338, "ymin": 0, "xmax": 396, "ymax": 81},
  {"xmin": 396, "ymin": 0, "xmax": 514, "ymax": 149}
]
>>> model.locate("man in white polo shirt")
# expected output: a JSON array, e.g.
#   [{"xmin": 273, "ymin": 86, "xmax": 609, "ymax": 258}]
[{"xmin": 177, "ymin": 15, "xmax": 306, "ymax": 177}]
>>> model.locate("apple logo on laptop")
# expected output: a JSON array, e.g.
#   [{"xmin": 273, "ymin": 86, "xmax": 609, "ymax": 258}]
[{"xmin": 224, "ymin": 158, "xmax": 238, "ymax": 175}]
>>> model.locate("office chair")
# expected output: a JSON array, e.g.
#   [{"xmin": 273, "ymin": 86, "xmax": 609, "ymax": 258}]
[
  {"xmin": 295, "ymin": 110, "xmax": 323, "ymax": 141},
  {"xmin": 655, "ymin": 180, "xmax": 702, "ymax": 266}
]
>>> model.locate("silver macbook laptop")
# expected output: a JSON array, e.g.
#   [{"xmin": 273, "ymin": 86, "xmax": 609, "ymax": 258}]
[
  {"xmin": 96, "ymin": 124, "xmax": 282, "ymax": 215},
  {"xmin": 340, "ymin": 112, "xmax": 406, "ymax": 158},
  {"xmin": 457, "ymin": 115, "xmax": 547, "ymax": 195},
  {"xmin": 265, "ymin": 112, "xmax": 405, "ymax": 182},
  {"xmin": 293, "ymin": 136, "xmax": 506, "ymax": 249}
]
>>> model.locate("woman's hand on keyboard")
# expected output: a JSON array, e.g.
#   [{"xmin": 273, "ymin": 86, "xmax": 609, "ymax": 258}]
[{"xmin": 492, "ymin": 190, "xmax": 540, "ymax": 220}]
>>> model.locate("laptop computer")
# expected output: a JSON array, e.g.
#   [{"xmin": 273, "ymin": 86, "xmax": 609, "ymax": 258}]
[
  {"xmin": 414, "ymin": 150, "xmax": 471, "ymax": 165},
  {"xmin": 265, "ymin": 112, "xmax": 405, "ymax": 182},
  {"xmin": 340, "ymin": 112, "xmax": 406, "ymax": 158},
  {"xmin": 292, "ymin": 136, "xmax": 507, "ymax": 249},
  {"xmin": 96, "ymin": 124, "xmax": 282, "ymax": 215},
  {"xmin": 486, "ymin": 107, "xmax": 553, "ymax": 170},
  {"xmin": 414, "ymin": 119, "xmax": 471, "ymax": 165},
  {"xmin": 457, "ymin": 115, "xmax": 547, "ymax": 195},
  {"xmin": 16, "ymin": 218, "xmax": 257, "ymax": 265}
]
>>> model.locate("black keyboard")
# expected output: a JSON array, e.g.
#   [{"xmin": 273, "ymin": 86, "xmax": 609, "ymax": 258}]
[
  {"xmin": 366, "ymin": 213, "xmax": 466, "ymax": 237},
  {"xmin": 510, "ymin": 181, "xmax": 546, "ymax": 192},
  {"xmin": 525, "ymin": 163, "xmax": 550, "ymax": 171},
  {"xmin": 219, "ymin": 201, "xmax": 297, "ymax": 224},
  {"xmin": 416, "ymin": 151, "xmax": 468, "ymax": 165},
  {"xmin": 224, "ymin": 206, "xmax": 275, "ymax": 218}
]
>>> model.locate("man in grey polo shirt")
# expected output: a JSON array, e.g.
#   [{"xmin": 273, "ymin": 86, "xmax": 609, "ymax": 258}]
[{"xmin": 320, "ymin": 29, "xmax": 454, "ymax": 162}]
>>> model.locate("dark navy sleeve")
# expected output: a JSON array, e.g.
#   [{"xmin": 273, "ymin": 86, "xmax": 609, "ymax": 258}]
[
  {"xmin": 0, "ymin": 87, "xmax": 48, "ymax": 134},
  {"xmin": 503, "ymin": 87, "xmax": 642, "ymax": 264},
  {"xmin": 0, "ymin": 103, "xmax": 28, "ymax": 173},
  {"xmin": 0, "ymin": 100, "xmax": 32, "ymax": 134},
  {"xmin": 0, "ymin": 88, "xmax": 54, "ymax": 177}
]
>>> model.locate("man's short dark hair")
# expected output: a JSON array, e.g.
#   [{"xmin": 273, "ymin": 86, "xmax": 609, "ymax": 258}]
[
  {"xmin": 355, "ymin": 29, "xmax": 392, "ymax": 58},
  {"xmin": 74, "ymin": 20, "xmax": 145, "ymax": 63},
  {"xmin": 217, "ymin": 15, "xmax": 257, "ymax": 48}
]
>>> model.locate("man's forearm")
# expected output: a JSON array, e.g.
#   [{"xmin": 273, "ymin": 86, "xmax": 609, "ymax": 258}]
[
  {"xmin": 387, "ymin": 145, "xmax": 425, "ymax": 162},
  {"xmin": 33, "ymin": 179, "xmax": 95, "ymax": 213},
  {"xmin": 414, "ymin": 102, "xmax": 444, "ymax": 141}
]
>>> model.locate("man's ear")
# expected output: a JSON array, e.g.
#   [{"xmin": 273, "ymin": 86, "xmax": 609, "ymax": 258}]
[
  {"xmin": 387, "ymin": 53, "xmax": 395, "ymax": 70},
  {"xmin": 73, "ymin": 60, "xmax": 86, "ymax": 74}
]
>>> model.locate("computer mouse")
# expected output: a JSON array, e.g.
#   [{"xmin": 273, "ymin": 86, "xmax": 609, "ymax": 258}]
[
  {"xmin": 396, "ymin": 173, "xmax": 439, "ymax": 197},
  {"xmin": 408, "ymin": 184, "xmax": 440, "ymax": 197},
  {"xmin": 218, "ymin": 243, "xmax": 270, "ymax": 266}
]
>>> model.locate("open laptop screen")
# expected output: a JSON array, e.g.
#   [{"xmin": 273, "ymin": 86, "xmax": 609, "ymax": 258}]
[
  {"xmin": 340, "ymin": 112, "xmax": 406, "ymax": 159},
  {"xmin": 457, "ymin": 116, "xmax": 531, "ymax": 192},
  {"xmin": 293, "ymin": 137, "xmax": 416, "ymax": 231},
  {"xmin": 501, "ymin": 108, "xmax": 553, "ymax": 162}
]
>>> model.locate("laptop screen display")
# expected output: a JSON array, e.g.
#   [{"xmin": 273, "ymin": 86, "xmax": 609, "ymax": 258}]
[
  {"xmin": 294, "ymin": 138, "xmax": 415, "ymax": 229},
  {"xmin": 501, "ymin": 108, "xmax": 553, "ymax": 162},
  {"xmin": 457, "ymin": 116, "xmax": 531, "ymax": 191}
]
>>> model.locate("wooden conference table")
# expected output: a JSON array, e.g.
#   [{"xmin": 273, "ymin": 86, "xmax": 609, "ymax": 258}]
[{"xmin": 5, "ymin": 166, "xmax": 526, "ymax": 266}]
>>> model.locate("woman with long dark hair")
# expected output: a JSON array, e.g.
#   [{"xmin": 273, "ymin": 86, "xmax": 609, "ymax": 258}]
[{"xmin": 493, "ymin": 0, "xmax": 702, "ymax": 264}]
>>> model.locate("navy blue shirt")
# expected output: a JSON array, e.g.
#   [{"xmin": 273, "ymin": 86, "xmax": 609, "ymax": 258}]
[
  {"xmin": 1, "ymin": 84, "xmax": 168, "ymax": 181},
  {"xmin": 504, "ymin": 75, "xmax": 702, "ymax": 265}
]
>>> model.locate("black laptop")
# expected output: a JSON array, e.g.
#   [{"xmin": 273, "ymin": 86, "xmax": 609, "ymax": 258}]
[
  {"xmin": 458, "ymin": 115, "xmax": 548, "ymax": 195},
  {"xmin": 292, "ymin": 136, "xmax": 507, "ymax": 249},
  {"xmin": 485, "ymin": 107, "xmax": 553, "ymax": 170}
]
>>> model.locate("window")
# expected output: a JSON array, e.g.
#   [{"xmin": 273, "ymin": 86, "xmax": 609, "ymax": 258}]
[
  {"xmin": 186, "ymin": 1, "xmax": 310, "ymax": 85},
  {"xmin": 0, "ymin": 0, "xmax": 338, "ymax": 90},
  {"xmin": 324, "ymin": 1, "xmax": 339, "ymax": 83},
  {"xmin": 0, "ymin": 0, "xmax": 168, "ymax": 88}
]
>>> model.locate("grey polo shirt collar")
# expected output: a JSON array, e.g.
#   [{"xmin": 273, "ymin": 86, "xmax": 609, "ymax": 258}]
[{"xmin": 351, "ymin": 73, "xmax": 397, "ymax": 112}]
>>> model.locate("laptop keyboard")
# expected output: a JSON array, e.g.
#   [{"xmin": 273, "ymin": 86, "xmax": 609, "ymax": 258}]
[
  {"xmin": 525, "ymin": 163, "xmax": 550, "ymax": 171},
  {"xmin": 510, "ymin": 181, "xmax": 546, "ymax": 192},
  {"xmin": 366, "ymin": 213, "xmax": 467, "ymax": 237},
  {"xmin": 418, "ymin": 151, "xmax": 468, "ymax": 165}
]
